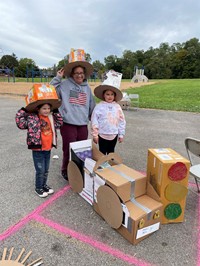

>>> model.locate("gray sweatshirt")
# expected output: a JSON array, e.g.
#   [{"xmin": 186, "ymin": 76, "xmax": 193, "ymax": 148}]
[{"xmin": 50, "ymin": 76, "xmax": 95, "ymax": 125}]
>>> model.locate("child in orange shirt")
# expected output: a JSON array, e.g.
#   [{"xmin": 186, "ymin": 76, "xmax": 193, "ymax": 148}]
[{"xmin": 16, "ymin": 87, "xmax": 63, "ymax": 198}]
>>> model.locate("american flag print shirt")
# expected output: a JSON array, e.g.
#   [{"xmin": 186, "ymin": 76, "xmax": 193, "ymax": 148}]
[{"xmin": 69, "ymin": 89, "xmax": 87, "ymax": 105}]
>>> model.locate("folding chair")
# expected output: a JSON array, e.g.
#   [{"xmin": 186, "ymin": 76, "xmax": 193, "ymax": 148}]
[
  {"xmin": 185, "ymin": 137, "xmax": 200, "ymax": 193},
  {"xmin": 128, "ymin": 94, "xmax": 139, "ymax": 110}
]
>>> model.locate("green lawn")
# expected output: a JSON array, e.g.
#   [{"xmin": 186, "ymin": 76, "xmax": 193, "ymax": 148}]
[
  {"xmin": 1, "ymin": 77, "xmax": 200, "ymax": 112},
  {"xmin": 126, "ymin": 79, "xmax": 200, "ymax": 112}
]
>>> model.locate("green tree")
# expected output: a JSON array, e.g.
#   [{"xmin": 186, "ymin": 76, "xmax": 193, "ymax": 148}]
[
  {"xmin": 121, "ymin": 50, "xmax": 137, "ymax": 79},
  {"xmin": 0, "ymin": 54, "xmax": 18, "ymax": 69},
  {"xmin": 15, "ymin": 58, "xmax": 36, "ymax": 77},
  {"xmin": 182, "ymin": 38, "xmax": 200, "ymax": 78},
  {"xmin": 92, "ymin": 60, "xmax": 105, "ymax": 78},
  {"xmin": 57, "ymin": 59, "xmax": 65, "ymax": 70},
  {"xmin": 104, "ymin": 55, "xmax": 122, "ymax": 73}
]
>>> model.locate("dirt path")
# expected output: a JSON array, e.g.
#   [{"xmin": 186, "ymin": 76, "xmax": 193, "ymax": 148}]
[{"xmin": 0, "ymin": 81, "xmax": 154, "ymax": 97}]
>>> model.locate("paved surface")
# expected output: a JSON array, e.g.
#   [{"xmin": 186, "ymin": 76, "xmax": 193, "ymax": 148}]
[{"xmin": 0, "ymin": 96, "xmax": 200, "ymax": 266}]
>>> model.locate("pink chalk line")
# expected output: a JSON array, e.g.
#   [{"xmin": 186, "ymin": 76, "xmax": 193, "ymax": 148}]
[
  {"xmin": 0, "ymin": 180, "xmax": 199, "ymax": 266},
  {"xmin": 0, "ymin": 185, "xmax": 70, "ymax": 241},
  {"xmin": 34, "ymin": 214, "xmax": 152, "ymax": 266},
  {"xmin": 197, "ymin": 189, "xmax": 200, "ymax": 266}
]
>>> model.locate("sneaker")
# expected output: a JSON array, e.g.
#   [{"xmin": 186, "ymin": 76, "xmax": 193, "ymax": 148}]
[
  {"xmin": 61, "ymin": 171, "xmax": 68, "ymax": 181},
  {"xmin": 35, "ymin": 188, "xmax": 48, "ymax": 198},
  {"xmin": 43, "ymin": 185, "xmax": 54, "ymax": 195}
]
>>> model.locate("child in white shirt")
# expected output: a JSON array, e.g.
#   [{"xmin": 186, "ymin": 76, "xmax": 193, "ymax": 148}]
[{"xmin": 91, "ymin": 70, "xmax": 126, "ymax": 155}]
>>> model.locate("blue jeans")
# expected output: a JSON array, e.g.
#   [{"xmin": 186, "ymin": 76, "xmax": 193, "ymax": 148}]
[{"xmin": 32, "ymin": 150, "xmax": 51, "ymax": 189}]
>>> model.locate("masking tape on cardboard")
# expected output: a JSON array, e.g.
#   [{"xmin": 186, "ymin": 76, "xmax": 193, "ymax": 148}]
[
  {"xmin": 130, "ymin": 198, "xmax": 152, "ymax": 220},
  {"xmin": 127, "ymin": 217, "xmax": 133, "ymax": 232},
  {"xmin": 104, "ymin": 165, "xmax": 136, "ymax": 198},
  {"xmin": 98, "ymin": 164, "xmax": 152, "ymax": 219}
]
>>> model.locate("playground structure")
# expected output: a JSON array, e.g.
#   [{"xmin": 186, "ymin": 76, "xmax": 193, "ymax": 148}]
[
  {"xmin": 131, "ymin": 66, "xmax": 148, "ymax": 83},
  {"xmin": 0, "ymin": 67, "xmax": 15, "ymax": 82},
  {"xmin": 25, "ymin": 66, "xmax": 53, "ymax": 83},
  {"xmin": 0, "ymin": 66, "xmax": 54, "ymax": 83}
]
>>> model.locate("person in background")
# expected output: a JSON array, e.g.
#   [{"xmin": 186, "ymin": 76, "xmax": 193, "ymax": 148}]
[
  {"xmin": 15, "ymin": 84, "xmax": 63, "ymax": 198},
  {"xmin": 50, "ymin": 48, "xmax": 95, "ymax": 180},
  {"xmin": 91, "ymin": 70, "xmax": 126, "ymax": 155}
]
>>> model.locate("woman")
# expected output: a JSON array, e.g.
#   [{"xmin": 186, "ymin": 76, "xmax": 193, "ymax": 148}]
[{"xmin": 50, "ymin": 49, "xmax": 95, "ymax": 180}]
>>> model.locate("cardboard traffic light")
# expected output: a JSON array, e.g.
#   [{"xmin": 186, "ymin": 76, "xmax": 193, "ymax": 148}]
[{"xmin": 147, "ymin": 148, "xmax": 190, "ymax": 224}]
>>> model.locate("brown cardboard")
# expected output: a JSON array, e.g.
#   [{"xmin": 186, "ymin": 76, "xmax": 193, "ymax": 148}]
[
  {"xmin": 68, "ymin": 139, "xmax": 162, "ymax": 245},
  {"xmin": 95, "ymin": 164, "xmax": 147, "ymax": 202},
  {"xmin": 119, "ymin": 100, "xmax": 131, "ymax": 110},
  {"xmin": 68, "ymin": 140, "xmax": 104, "ymax": 194},
  {"xmin": 117, "ymin": 185, "xmax": 163, "ymax": 245},
  {"xmin": 93, "ymin": 152, "xmax": 122, "ymax": 171},
  {"xmin": 93, "ymin": 181, "xmax": 163, "ymax": 245},
  {"xmin": 92, "ymin": 142, "xmax": 105, "ymax": 161},
  {"xmin": 68, "ymin": 161, "xmax": 84, "ymax": 193},
  {"xmin": 96, "ymin": 185, "xmax": 123, "ymax": 229},
  {"xmin": 147, "ymin": 148, "xmax": 190, "ymax": 224}
]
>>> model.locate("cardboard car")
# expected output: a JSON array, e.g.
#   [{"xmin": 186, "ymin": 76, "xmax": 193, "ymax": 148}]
[{"xmin": 67, "ymin": 139, "xmax": 163, "ymax": 244}]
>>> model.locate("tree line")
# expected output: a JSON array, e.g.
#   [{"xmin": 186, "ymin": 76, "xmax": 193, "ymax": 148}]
[{"xmin": 0, "ymin": 37, "xmax": 200, "ymax": 79}]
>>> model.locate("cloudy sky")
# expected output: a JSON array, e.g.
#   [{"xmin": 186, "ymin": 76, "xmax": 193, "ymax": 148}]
[{"xmin": 0, "ymin": 0, "xmax": 200, "ymax": 68}]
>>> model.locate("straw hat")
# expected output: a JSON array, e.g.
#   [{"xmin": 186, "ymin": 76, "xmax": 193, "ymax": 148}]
[
  {"xmin": 64, "ymin": 48, "xmax": 94, "ymax": 78},
  {"xmin": 94, "ymin": 70, "xmax": 123, "ymax": 102},
  {"xmin": 25, "ymin": 84, "xmax": 61, "ymax": 112}
]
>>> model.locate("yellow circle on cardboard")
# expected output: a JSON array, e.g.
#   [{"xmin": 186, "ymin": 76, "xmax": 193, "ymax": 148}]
[{"xmin": 165, "ymin": 182, "xmax": 188, "ymax": 202}]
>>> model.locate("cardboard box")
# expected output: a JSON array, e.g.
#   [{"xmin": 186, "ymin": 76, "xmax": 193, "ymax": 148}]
[
  {"xmin": 117, "ymin": 182, "xmax": 162, "ymax": 244},
  {"xmin": 68, "ymin": 140, "xmax": 163, "ymax": 245},
  {"xmin": 94, "ymin": 182, "xmax": 162, "ymax": 245},
  {"xmin": 81, "ymin": 169, "xmax": 94, "ymax": 205},
  {"xmin": 147, "ymin": 148, "xmax": 190, "ymax": 224},
  {"xmin": 119, "ymin": 100, "xmax": 131, "ymax": 110},
  {"xmin": 95, "ymin": 163, "xmax": 147, "ymax": 203},
  {"xmin": 68, "ymin": 139, "xmax": 103, "ymax": 196}
]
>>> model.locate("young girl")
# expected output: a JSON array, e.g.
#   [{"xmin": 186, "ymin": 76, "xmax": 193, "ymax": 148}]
[
  {"xmin": 15, "ymin": 102, "xmax": 63, "ymax": 198},
  {"xmin": 91, "ymin": 70, "xmax": 126, "ymax": 155}
]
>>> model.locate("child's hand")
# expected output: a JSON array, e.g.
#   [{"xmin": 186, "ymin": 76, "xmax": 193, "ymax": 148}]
[
  {"xmin": 57, "ymin": 68, "xmax": 65, "ymax": 78},
  {"xmin": 93, "ymin": 136, "xmax": 99, "ymax": 144},
  {"xmin": 118, "ymin": 137, "xmax": 123, "ymax": 143}
]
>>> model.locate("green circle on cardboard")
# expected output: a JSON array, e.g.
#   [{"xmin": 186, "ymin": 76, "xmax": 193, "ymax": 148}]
[
  {"xmin": 165, "ymin": 183, "xmax": 188, "ymax": 202},
  {"xmin": 164, "ymin": 203, "xmax": 182, "ymax": 220},
  {"xmin": 68, "ymin": 161, "xmax": 83, "ymax": 193},
  {"xmin": 96, "ymin": 185, "xmax": 123, "ymax": 229}
]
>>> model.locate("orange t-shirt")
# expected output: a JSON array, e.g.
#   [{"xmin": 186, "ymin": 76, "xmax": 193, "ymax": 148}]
[{"xmin": 39, "ymin": 115, "xmax": 53, "ymax": 150}]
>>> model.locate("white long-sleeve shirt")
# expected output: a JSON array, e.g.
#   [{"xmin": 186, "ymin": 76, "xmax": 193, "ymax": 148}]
[{"xmin": 91, "ymin": 101, "xmax": 126, "ymax": 139}]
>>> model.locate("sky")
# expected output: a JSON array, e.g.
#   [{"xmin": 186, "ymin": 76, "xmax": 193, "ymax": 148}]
[{"xmin": 0, "ymin": 0, "xmax": 200, "ymax": 68}]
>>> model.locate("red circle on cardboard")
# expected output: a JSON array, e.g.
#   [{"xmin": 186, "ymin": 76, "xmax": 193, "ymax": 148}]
[{"xmin": 168, "ymin": 162, "xmax": 187, "ymax": 181}]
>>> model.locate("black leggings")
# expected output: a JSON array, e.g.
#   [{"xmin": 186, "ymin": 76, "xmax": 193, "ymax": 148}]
[{"xmin": 98, "ymin": 135, "xmax": 118, "ymax": 155}]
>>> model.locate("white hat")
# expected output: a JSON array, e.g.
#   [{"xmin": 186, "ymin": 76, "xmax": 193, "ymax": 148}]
[
  {"xmin": 64, "ymin": 48, "xmax": 93, "ymax": 78},
  {"xmin": 94, "ymin": 70, "xmax": 123, "ymax": 102}
]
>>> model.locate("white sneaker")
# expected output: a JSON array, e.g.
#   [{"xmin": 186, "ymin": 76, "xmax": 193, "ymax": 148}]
[
  {"xmin": 43, "ymin": 185, "xmax": 54, "ymax": 195},
  {"xmin": 35, "ymin": 188, "xmax": 48, "ymax": 198}
]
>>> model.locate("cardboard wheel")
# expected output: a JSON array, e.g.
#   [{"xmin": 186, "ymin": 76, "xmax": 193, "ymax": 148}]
[
  {"xmin": 0, "ymin": 247, "xmax": 43, "ymax": 265},
  {"xmin": 96, "ymin": 185, "xmax": 123, "ymax": 229},
  {"xmin": 68, "ymin": 161, "xmax": 84, "ymax": 193}
]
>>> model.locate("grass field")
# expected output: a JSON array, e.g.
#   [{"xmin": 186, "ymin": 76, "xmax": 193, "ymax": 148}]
[
  {"xmin": 126, "ymin": 79, "xmax": 200, "ymax": 112},
  {"xmin": 0, "ymin": 78, "xmax": 200, "ymax": 113}
]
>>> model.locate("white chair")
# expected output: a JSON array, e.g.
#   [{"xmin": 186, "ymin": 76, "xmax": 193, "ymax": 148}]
[
  {"xmin": 128, "ymin": 94, "xmax": 139, "ymax": 110},
  {"xmin": 185, "ymin": 137, "xmax": 200, "ymax": 193}
]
